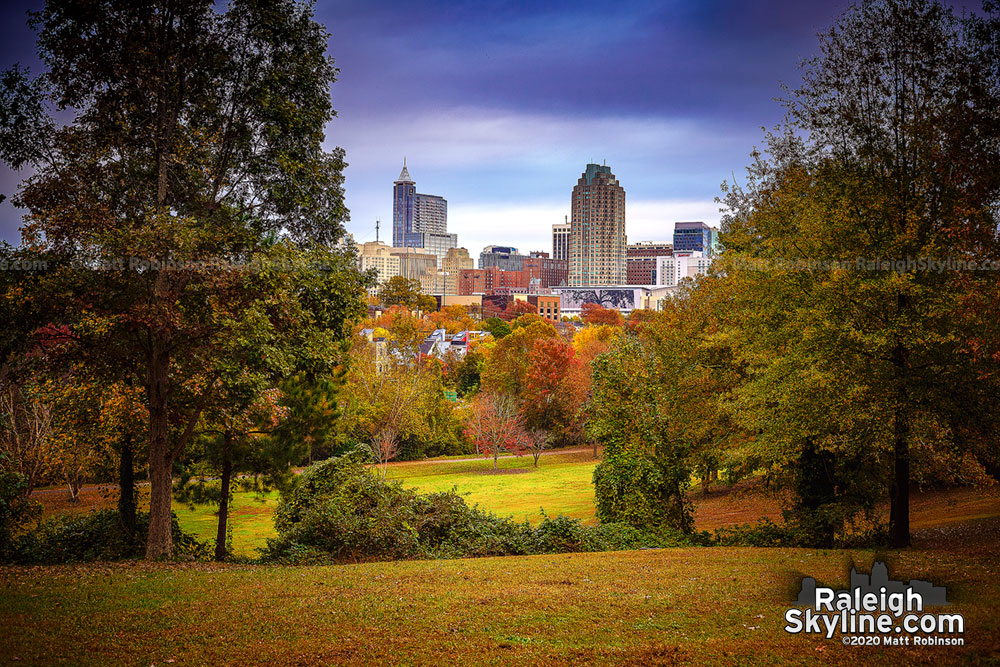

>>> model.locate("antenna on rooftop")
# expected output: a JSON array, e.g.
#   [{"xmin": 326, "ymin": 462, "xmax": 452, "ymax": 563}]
[{"xmin": 375, "ymin": 218, "xmax": 380, "ymax": 243}]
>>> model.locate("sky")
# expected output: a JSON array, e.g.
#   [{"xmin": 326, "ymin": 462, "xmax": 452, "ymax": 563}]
[{"xmin": 0, "ymin": 0, "xmax": 977, "ymax": 256}]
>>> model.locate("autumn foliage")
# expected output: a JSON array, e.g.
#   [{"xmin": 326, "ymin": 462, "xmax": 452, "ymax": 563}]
[
  {"xmin": 580, "ymin": 302, "xmax": 624, "ymax": 327},
  {"xmin": 464, "ymin": 392, "xmax": 532, "ymax": 469}
]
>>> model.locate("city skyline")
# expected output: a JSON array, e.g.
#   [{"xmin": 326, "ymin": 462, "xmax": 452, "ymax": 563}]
[{"xmin": 0, "ymin": 0, "xmax": 978, "ymax": 253}]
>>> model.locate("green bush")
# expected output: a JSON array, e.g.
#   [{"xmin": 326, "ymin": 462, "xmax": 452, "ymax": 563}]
[
  {"xmin": 711, "ymin": 519, "xmax": 792, "ymax": 547},
  {"xmin": 0, "ymin": 471, "xmax": 41, "ymax": 559},
  {"xmin": 12, "ymin": 510, "xmax": 209, "ymax": 564},
  {"xmin": 592, "ymin": 449, "xmax": 693, "ymax": 532},
  {"xmin": 262, "ymin": 451, "xmax": 700, "ymax": 565},
  {"xmin": 263, "ymin": 450, "xmax": 539, "ymax": 563}
]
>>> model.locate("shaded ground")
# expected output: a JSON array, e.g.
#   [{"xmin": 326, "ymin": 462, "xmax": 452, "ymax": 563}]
[{"xmin": 1, "ymin": 542, "xmax": 997, "ymax": 666}]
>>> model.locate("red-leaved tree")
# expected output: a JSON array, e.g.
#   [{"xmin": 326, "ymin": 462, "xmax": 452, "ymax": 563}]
[
  {"xmin": 523, "ymin": 338, "xmax": 588, "ymax": 448},
  {"xmin": 465, "ymin": 392, "xmax": 531, "ymax": 470}
]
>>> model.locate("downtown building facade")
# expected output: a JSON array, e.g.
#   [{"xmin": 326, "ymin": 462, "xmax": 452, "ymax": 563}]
[
  {"xmin": 458, "ymin": 252, "xmax": 567, "ymax": 296},
  {"xmin": 419, "ymin": 247, "xmax": 475, "ymax": 296},
  {"xmin": 569, "ymin": 163, "xmax": 626, "ymax": 286},
  {"xmin": 626, "ymin": 241, "xmax": 674, "ymax": 285},
  {"xmin": 479, "ymin": 246, "xmax": 524, "ymax": 271},
  {"xmin": 358, "ymin": 241, "xmax": 401, "ymax": 293},
  {"xmin": 672, "ymin": 221, "xmax": 720, "ymax": 256},
  {"xmin": 393, "ymin": 161, "xmax": 456, "ymax": 262},
  {"xmin": 656, "ymin": 252, "xmax": 714, "ymax": 287},
  {"xmin": 552, "ymin": 218, "xmax": 571, "ymax": 262}
]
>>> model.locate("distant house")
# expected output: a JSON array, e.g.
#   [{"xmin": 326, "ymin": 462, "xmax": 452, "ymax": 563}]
[{"xmin": 418, "ymin": 329, "xmax": 490, "ymax": 360}]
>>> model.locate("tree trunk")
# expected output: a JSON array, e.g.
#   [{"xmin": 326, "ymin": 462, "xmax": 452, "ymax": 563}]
[
  {"xmin": 119, "ymin": 431, "xmax": 136, "ymax": 537},
  {"xmin": 146, "ymin": 338, "xmax": 174, "ymax": 559},
  {"xmin": 215, "ymin": 431, "xmax": 233, "ymax": 562},
  {"xmin": 889, "ymin": 341, "xmax": 911, "ymax": 548},
  {"xmin": 889, "ymin": 404, "xmax": 911, "ymax": 548}
]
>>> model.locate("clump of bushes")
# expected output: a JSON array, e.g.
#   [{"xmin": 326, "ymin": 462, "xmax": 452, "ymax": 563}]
[
  {"xmin": 8, "ymin": 509, "xmax": 209, "ymax": 564},
  {"xmin": 710, "ymin": 516, "xmax": 889, "ymax": 549},
  {"xmin": 261, "ymin": 449, "xmax": 700, "ymax": 565},
  {"xmin": 1, "ymin": 471, "xmax": 41, "ymax": 560}
]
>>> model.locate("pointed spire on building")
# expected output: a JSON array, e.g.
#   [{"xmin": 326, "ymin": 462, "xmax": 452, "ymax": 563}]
[{"xmin": 396, "ymin": 157, "xmax": 413, "ymax": 184}]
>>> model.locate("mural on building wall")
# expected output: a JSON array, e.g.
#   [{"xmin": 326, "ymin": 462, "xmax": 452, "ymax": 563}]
[{"xmin": 557, "ymin": 289, "xmax": 638, "ymax": 310}]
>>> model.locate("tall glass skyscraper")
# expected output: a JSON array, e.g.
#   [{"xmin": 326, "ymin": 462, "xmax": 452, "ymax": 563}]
[{"xmin": 393, "ymin": 160, "xmax": 450, "ymax": 252}]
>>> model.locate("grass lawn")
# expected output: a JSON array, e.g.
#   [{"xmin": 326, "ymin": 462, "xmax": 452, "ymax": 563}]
[
  {"xmin": 2, "ymin": 532, "xmax": 998, "ymax": 665},
  {"xmin": 173, "ymin": 490, "xmax": 281, "ymax": 556},
  {"xmin": 164, "ymin": 450, "xmax": 598, "ymax": 556},
  {"xmin": 386, "ymin": 449, "xmax": 600, "ymax": 526}
]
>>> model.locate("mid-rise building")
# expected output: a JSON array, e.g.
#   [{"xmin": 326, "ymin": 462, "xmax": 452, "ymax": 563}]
[
  {"xmin": 708, "ymin": 227, "xmax": 722, "ymax": 256},
  {"xmin": 390, "ymin": 246, "xmax": 437, "ymax": 281},
  {"xmin": 523, "ymin": 252, "xmax": 569, "ymax": 288},
  {"xmin": 569, "ymin": 163, "xmax": 626, "ymax": 286},
  {"xmin": 358, "ymin": 241, "xmax": 401, "ymax": 291},
  {"xmin": 672, "ymin": 221, "xmax": 712, "ymax": 254},
  {"xmin": 393, "ymin": 160, "xmax": 449, "ymax": 248},
  {"xmin": 526, "ymin": 294, "xmax": 561, "ymax": 322},
  {"xmin": 626, "ymin": 241, "xmax": 673, "ymax": 285},
  {"xmin": 408, "ymin": 231, "xmax": 457, "ymax": 264},
  {"xmin": 552, "ymin": 218, "xmax": 571, "ymax": 262},
  {"xmin": 656, "ymin": 252, "xmax": 714, "ymax": 287},
  {"xmin": 458, "ymin": 267, "xmax": 528, "ymax": 295},
  {"xmin": 479, "ymin": 245, "xmax": 524, "ymax": 271},
  {"xmin": 442, "ymin": 247, "xmax": 475, "ymax": 275},
  {"xmin": 418, "ymin": 247, "xmax": 474, "ymax": 295}
]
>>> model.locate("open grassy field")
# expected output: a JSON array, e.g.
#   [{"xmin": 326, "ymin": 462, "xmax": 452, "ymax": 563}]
[
  {"xmin": 2, "ymin": 523, "xmax": 999, "ymax": 666},
  {"xmin": 385, "ymin": 449, "xmax": 600, "ymax": 526},
  {"xmin": 16, "ymin": 454, "xmax": 1000, "ymax": 664},
  {"xmin": 30, "ymin": 450, "xmax": 1000, "ymax": 561}
]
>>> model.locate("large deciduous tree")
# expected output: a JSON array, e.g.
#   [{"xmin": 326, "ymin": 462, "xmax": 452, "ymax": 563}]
[
  {"xmin": 720, "ymin": 0, "xmax": 1000, "ymax": 546},
  {"xmin": 0, "ymin": 0, "xmax": 367, "ymax": 557}
]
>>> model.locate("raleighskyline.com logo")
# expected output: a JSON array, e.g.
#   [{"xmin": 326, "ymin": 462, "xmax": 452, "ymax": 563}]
[{"xmin": 785, "ymin": 561, "xmax": 965, "ymax": 646}]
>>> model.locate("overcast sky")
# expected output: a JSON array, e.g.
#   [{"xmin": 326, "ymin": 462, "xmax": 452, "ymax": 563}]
[{"xmin": 0, "ymin": 1, "xmax": 980, "ymax": 256}]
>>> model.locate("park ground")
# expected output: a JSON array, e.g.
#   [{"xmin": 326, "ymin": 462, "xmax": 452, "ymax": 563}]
[{"xmin": 4, "ymin": 449, "xmax": 1000, "ymax": 665}]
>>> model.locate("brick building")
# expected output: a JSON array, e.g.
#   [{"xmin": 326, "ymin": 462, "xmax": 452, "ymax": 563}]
[{"xmin": 626, "ymin": 241, "xmax": 673, "ymax": 285}]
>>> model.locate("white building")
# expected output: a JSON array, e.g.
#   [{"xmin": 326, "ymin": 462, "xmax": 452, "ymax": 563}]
[{"xmin": 655, "ymin": 252, "xmax": 714, "ymax": 288}]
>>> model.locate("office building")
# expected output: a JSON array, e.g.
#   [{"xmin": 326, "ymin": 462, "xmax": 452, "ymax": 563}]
[
  {"xmin": 626, "ymin": 241, "xmax": 673, "ymax": 285},
  {"xmin": 523, "ymin": 252, "xmax": 569, "ymax": 288},
  {"xmin": 672, "ymin": 221, "xmax": 713, "ymax": 254},
  {"xmin": 526, "ymin": 294, "xmax": 561, "ymax": 322},
  {"xmin": 656, "ymin": 252, "xmax": 714, "ymax": 287},
  {"xmin": 393, "ymin": 160, "xmax": 449, "ymax": 248},
  {"xmin": 418, "ymin": 247, "xmax": 474, "ymax": 295},
  {"xmin": 569, "ymin": 163, "xmax": 626, "ymax": 286},
  {"xmin": 552, "ymin": 218, "xmax": 571, "ymax": 262},
  {"xmin": 358, "ymin": 241, "xmax": 401, "ymax": 291},
  {"xmin": 409, "ymin": 231, "xmax": 458, "ymax": 264},
  {"xmin": 390, "ymin": 246, "xmax": 437, "ymax": 281},
  {"xmin": 479, "ymin": 245, "xmax": 524, "ymax": 271}
]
